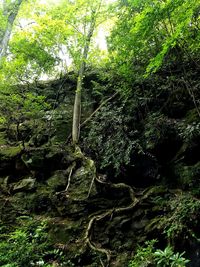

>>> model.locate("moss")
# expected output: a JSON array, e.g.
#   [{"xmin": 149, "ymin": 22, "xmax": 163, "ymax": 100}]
[
  {"xmin": 68, "ymin": 157, "xmax": 97, "ymax": 200},
  {"xmin": 46, "ymin": 170, "xmax": 67, "ymax": 191},
  {"xmin": 20, "ymin": 191, "xmax": 53, "ymax": 213},
  {"xmin": 0, "ymin": 146, "xmax": 21, "ymax": 158},
  {"xmin": 21, "ymin": 149, "xmax": 46, "ymax": 170},
  {"xmin": 48, "ymin": 218, "xmax": 84, "ymax": 243},
  {"xmin": 0, "ymin": 131, "xmax": 6, "ymax": 146},
  {"xmin": 12, "ymin": 177, "xmax": 36, "ymax": 192},
  {"xmin": 73, "ymin": 145, "xmax": 85, "ymax": 159}
]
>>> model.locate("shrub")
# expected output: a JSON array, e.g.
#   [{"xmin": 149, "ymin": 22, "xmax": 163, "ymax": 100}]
[
  {"xmin": 144, "ymin": 112, "xmax": 177, "ymax": 150},
  {"xmin": 83, "ymin": 104, "xmax": 142, "ymax": 177},
  {"xmin": 128, "ymin": 239, "xmax": 156, "ymax": 267},
  {"xmin": 177, "ymin": 121, "xmax": 200, "ymax": 142},
  {"xmin": 0, "ymin": 218, "xmax": 69, "ymax": 267},
  {"xmin": 129, "ymin": 240, "xmax": 189, "ymax": 267},
  {"xmin": 149, "ymin": 192, "xmax": 200, "ymax": 245},
  {"xmin": 161, "ymin": 193, "xmax": 200, "ymax": 242}
]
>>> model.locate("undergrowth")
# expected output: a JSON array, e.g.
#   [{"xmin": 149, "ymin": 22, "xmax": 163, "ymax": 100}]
[
  {"xmin": 129, "ymin": 239, "xmax": 189, "ymax": 267},
  {"xmin": 0, "ymin": 217, "xmax": 73, "ymax": 267}
]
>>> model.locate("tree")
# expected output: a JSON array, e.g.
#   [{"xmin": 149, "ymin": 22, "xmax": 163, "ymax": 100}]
[
  {"xmin": 0, "ymin": 0, "xmax": 23, "ymax": 61},
  {"xmin": 0, "ymin": 0, "xmax": 114, "ymax": 145},
  {"xmin": 72, "ymin": 0, "xmax": 102, "ymax": 144},
  {"xmin": 109, "ymin": 0, "xmax": 200, "ymax": 79},
  {"xmin": 0, "ymin": 90, "xmax": 50, "ymax": 145},
  {"xmin": 40, "ymin": 0, "xmax": 111, "ymax": 143}
]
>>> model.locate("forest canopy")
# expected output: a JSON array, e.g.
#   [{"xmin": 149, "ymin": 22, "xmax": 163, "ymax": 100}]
[
  {"xmin": 0, "ymin": 0, "xmax": 200, "ymax": 80},
  {"xmin": 0, "ymin": 0, "xmax": 199, "ymax": 82}
]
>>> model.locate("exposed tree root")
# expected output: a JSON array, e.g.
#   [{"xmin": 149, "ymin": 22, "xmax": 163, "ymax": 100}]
[
  {"xmin": 85, "ymin": 176, "xmax": 162, "ymax": 266},
  {"xmin": 85, "ymin": 210, "xmax": 112, "ymax": 267},
  {"xmin": 65, "ymin": 161, "xmax": 76, "ymax": 193},
  {"xmin": 87, "ymin": 174, "xmax": 96, "ymax": 199},
  {"xmin": 55, "ymin": 162, "xmax": 76, "ymax": 196}
]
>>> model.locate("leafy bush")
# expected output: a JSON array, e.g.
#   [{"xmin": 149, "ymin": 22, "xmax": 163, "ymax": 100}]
[
  {"xmin": 178, "ymin": 121, "xmax": 200, "ymax": 141},
  {"xmin": 144, "ymin": 112, "xmax": 177, "ymax": 150},
  {"xmin": 0, "ymin": 218, "xmax": 70, "ymax": 267},
  {"xmin": 161, "ymin": 193, "xmax": 200, "ymax": 242},
  {"xmin": 149, "ymin": 192, "xmax": 200, "ymax": 245},
  {"xmin": 128, "ymin": 239, "xmax": 156, "ymax": 267},
  {"xmin": 154, "ymin": 246, "xmax": 189, "ymax": 267},
  {"xmin": 0, "ymin": 87, "xmax": 50, "ymax": 144},
  {"xmin": 129, "ymin": 240, "xmax": 189, "ymax": 267},
  {"xmin": 83, "ymin": 104, "xmax": 142, "ymax": 177}
]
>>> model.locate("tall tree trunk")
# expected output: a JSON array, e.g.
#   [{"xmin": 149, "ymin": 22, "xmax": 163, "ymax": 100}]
[
  {"xmin": 72, "ymin": 11, "xmax": 97, "ymax": 144},
  {"xmin": 0, "ymin": 0, "xmax": 23, "ymax": 61}
]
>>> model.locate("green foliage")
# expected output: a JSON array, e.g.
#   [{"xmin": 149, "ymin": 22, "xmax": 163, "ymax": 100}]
[
  {"xmin": 0, "ymin": 0, "xmax": 112, "ymax": 82},
  {"xmin": 144, "ymin": 112, "xmax": 177, "ymax": 150},
  {"xmin": 0, "ymin": 86, "xmax": 50, "ymax": 143},
  {"xmin": 154, "ymin": 246, "xmax": 189, "ymax": 267},
  {"xmin": 175, "ymin": 162, "xmax": 200, "ymax": 192},
  {"xmin": 150, "ymin": 193, "xmax": 200, "ymax": 244},
  {"xmin": 0, "ymin": 218, "xmax": 70, "ymax": 267},
  {"xmin": 0, "ymin": 9, "xmax": 7, "ymax": 36},
  {"xmin": 83, "ymin": 104, "xmax": 141, "ymax": 176},
  {"xmin": 128, "ymin": 239, "xmax": 156, "ymax": 267},
  {"xmin": 10, "ymin": 37, "xmax": 56, "ymax": 73},
  {"xmin": 161, "ymin": 193, "xmax": 200, "ymax": 241},
  {"xmin": 129, "ymin": 239, "xmax": 189, "ymax": 267},
  {"xmin": 0, "ymin": 219, "xmax": 49, "ymax": 266},
  {"xmin": 110, "ymin": 0, "xmax": 200, "ymax": 79},
  {"xmin": 178, "ymin": 121, "xmax": 200, "ymax": 142}
]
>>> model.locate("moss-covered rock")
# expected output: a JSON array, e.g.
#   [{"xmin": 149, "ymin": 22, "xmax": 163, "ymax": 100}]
[
  {"xmin": 0, "ymin": 145, "xmax": 21, "ymax": 175},
  {"xmin": 46, "ymin": 170, "xmax": 67, "ymax": 191},
  {"xmin": 12, "ymin": 177, "xmax": 36, "ymax": 193},
  {"xmin": 0, "ymin": 196, "xmax": 19, "ymax": 223},
  {"xmin": 29, "ymin": 132, "xmax": 49, "ymax": 147},
  {"xmin": 48, "ymin": 217, "xmax": 85, "ymax": 244},
  {"xmin": 21, "ymin": 149, "xmax": 46, "ymax": 172},
  {"xmin": 20, "ymin": 145, "xmax": 76, "ymax": 179},
  {"xmin": 28, "ymin": 192, "xmax": 54, "ymax": 213},
  {"xmin": 68, "ymin": 157, "xmax": 97, "ymax": 200},
  {"xmin": 0, "ymin": 130, "xmax": 6, "ymax": 146}
]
